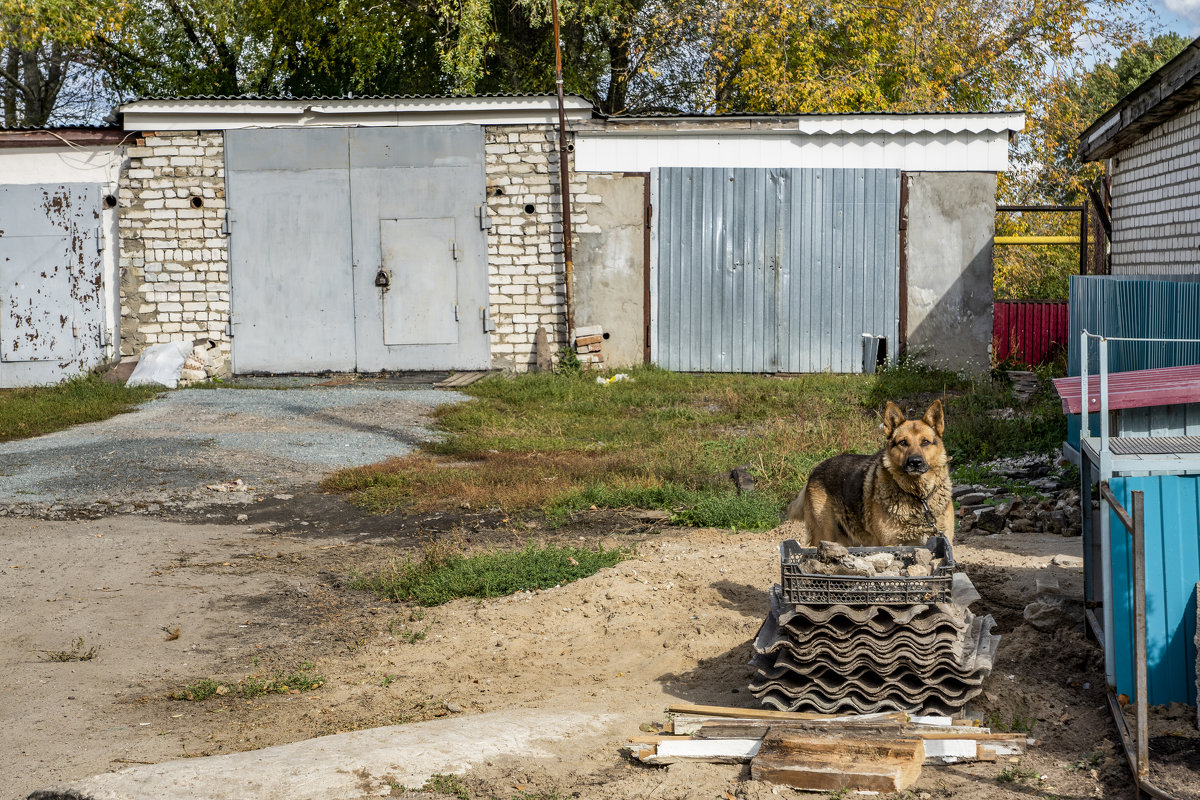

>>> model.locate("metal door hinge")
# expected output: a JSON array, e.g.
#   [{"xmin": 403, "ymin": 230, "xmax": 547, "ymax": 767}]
[
  {"xmin": 477, "ymin": 205, "xmax": 492, "ymax": 231},
  {"xmin": 225, "ymin": 320, "xmax": 234, "ymax": 337},
  {"xmin": 221, "ymin": 212, "xmax": 232, "ymax": 236},
  {"xmin": 482, "ymin": 306, "xmax": 496, "ymax": 333},
  {"xmin": 96, "ymin": 227, "xmax": 104, "ymax": 253},
  {"xmin": 454, "ymin": 304, "xmax": 460, "ymax": 322},
  {"xmin": 451, "ymin": 241, "xmax": 461, "ymax": 260}
]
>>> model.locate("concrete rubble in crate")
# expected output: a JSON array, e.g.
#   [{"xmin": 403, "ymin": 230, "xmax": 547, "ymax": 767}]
[{"xmin": 750, "ymin": 564, "xmax": 1000, "ymax": 716}]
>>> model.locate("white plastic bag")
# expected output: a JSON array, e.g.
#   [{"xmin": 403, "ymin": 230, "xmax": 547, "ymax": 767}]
[{"xmin": 126, "ymin": 341, "xmax": 194, "ymax": 388}]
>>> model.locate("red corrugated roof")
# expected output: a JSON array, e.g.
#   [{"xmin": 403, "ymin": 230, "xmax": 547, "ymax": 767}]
[{"xmin": 1052, "ymin": 364, "xmax": 1200, "ymax": 414}]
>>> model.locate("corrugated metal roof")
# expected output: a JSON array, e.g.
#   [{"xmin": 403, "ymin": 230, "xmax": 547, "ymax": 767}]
[
  {"xmin": 0, "ymin": 123, "xmax": 120, "ymax": 132},
  {"xmin": 124, "ymin": 91, "xmax": 567, "ymax": 103}
]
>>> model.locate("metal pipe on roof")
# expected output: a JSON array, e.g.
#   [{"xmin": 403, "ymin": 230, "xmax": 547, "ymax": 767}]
[{"xmin": 551, "ymin": 0, "xmax": 575, "ymax": 341}]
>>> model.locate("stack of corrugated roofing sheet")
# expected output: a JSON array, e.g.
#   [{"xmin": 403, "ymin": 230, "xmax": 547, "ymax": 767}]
[{"xmin": 749, "ymin": 573, "xmax": 999, "ymax": 716}]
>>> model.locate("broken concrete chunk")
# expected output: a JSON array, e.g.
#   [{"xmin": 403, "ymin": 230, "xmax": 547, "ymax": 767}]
[
  {"xmin": 906, "ymin": 564, "xmax": 932, "ymax": 578},
  {"xmin": 913, "ymin": 549, "xmax": 934, "ymax": 567},
  {"xmin": 839, "ymin": 556, "xmax": 875, "ymax": 577},
  {"xmin": 817, "ymin": 541, "xmax": 850, "ymax": 563},
  {"xmin": 865, "ymin": 552, "xmax": 897, "ymax": 571}
]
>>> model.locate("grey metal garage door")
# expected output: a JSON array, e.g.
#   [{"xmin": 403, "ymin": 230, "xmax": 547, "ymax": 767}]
[
  {"xmin": 226, "ymin": 126, "xmax": 490, "ymax": 373},
  {"xmin": 0, "ymin": 183, "xmax": 105, "ymax": 387},
  {"xmin": 655, "ymin": 168, "xmax": 900, "ymax": 373}
]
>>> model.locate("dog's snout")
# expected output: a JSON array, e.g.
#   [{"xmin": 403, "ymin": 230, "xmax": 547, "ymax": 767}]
[{"xmin": 904, "ymin": 455, "xmax": 927, "ymax": 472}]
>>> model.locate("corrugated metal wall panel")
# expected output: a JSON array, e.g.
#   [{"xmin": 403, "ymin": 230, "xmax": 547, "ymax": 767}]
[
  {"xmin": 1107, "ymin": 475, "xmax": 1200, "ymax": 705},
  {"xmin": 1069, "ymin": 275, "xmax": 1200, "ymax": 375},
  {"xmin": 657, "ymin": 167, "xmax": 898, "ymax": 373},
  {"xmin": 993, "ymin": 300, "xmax": 1068, "ymax": 365},
  {"xmin": 1066, "ymin": 276, "xmax": 1200, "ymax": 446}
]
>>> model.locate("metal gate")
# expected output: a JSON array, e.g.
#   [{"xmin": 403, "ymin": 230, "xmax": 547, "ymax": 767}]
[
  {"xmin": 0, "ymin": 183, "xmax": 106, "ymax": 387},
  {"xmin": 655, "ymin": 168, "xmax": 900, "ymax": 373},
  {"xmin": 226, "ymin": 126, "xmax": 490, "ymax": 373}
]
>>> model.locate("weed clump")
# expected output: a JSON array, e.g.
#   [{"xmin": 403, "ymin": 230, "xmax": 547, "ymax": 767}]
[
  {"xmin": 350, "ymin": 541, "xmax": 628, "ymax": 606},
  {"xmin": 169, "ymin": 662, "xmax": 324, "ymax": 701}
]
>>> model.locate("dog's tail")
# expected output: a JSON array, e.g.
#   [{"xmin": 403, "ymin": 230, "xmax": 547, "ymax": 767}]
[{"xmin": 784, "ymin": 487, "xmax": 806, "ymax": 522}]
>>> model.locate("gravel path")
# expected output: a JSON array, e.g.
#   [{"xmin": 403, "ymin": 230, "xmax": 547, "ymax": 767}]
[{"xmin": 0, "ymin": 386, "xmax": 467, "ymax": 512}]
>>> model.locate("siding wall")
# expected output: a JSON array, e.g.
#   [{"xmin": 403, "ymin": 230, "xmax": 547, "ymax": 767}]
[{"xmin": 1110, "ymin": 97, "xmax": 1200, "ymax": 276}]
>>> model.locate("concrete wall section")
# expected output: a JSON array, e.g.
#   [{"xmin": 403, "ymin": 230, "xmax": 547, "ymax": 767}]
[
  {"xmin": 574, "ymin": 174, "xmax": 646, "ymax": 367},
  {"xmin": 905, "ymin": 171, "xmax": 996, "ymax": 373},
  {"xmin": 117, "ymin": 130, "xmax": 230, "ymax": 372},
  {"xmin": 1109, "ymin": 97, "xmax": 1200, "ymax": 276}
]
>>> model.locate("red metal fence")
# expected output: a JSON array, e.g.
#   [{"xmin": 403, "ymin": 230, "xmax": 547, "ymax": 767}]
[{"xmin": 993, "ymin": 300, "xmax": 1068, "ymax": 366}]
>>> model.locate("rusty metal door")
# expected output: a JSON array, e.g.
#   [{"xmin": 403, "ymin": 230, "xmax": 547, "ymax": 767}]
[{"xmin": 0, "ymin": 183, "xmax": 105, "ymax": 387}]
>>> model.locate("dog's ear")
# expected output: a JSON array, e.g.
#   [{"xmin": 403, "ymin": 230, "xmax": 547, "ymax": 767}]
[
  {"xmin": 882, "ymin": 401, "xmax": 906, "ymax": 437},
  {"xmin": 922, "ymin": 399, "xmax": 945, "ymax": 437}
]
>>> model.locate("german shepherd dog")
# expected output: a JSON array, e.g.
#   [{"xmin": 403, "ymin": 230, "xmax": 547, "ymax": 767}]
[{"xmin": 785, "ymin": 400, "xmax": 953, "ymax": 547}]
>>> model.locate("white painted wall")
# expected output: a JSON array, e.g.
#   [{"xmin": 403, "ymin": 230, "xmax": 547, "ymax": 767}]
[
  {"xmin": 574, "ymin": 130, "xmax": 1014, "ymax": 173},
  {"xmin": 0, "ymin": 145, "xmax": 127, "ymax": 366}
]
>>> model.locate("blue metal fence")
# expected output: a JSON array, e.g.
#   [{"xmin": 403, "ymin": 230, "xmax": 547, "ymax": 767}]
[{"xmin": 1107, "ymin": 475, "xmax": 1200, "ymax": 705}]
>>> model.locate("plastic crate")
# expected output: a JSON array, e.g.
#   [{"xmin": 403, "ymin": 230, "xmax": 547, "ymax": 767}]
[{"xmin": 779, "ymin": 536, "xmax": 954, "ymax": 606}]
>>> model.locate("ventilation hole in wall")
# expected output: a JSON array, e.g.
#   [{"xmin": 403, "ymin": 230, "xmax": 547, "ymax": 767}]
[
  {"xmin": 492, "ymin": 187, "xmax": 505, "ymax": 196},
  {"xmin": 103, "ymin": 194, "xmax": 118, "ymax": 209},
  {"xmin": 565, "ymin": 143, "xmax": 575, "ymax": 152},
  {"xmin": 602, "ymin": 332, "xmax": 610, "ymax": 340},
  {"xmin": 524, "ymin": 203, "xmax": 536, "ymax": 214},
  {"xmin": 190, "ymin": 195, "xmax": 205, "ymax": 209}
]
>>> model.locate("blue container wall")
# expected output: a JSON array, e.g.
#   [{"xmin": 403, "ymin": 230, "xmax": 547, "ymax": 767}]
[{"xmin": 1107, "ymin": 475, "xmax": 1200, "ymax": 706}]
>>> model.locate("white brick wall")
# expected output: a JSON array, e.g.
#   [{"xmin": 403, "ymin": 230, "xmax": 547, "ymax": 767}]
[
  {"xmin": 1110, "ymin": 98, "xmax": 1200, "ymax": 275},
  {"xmin": 484, "ymin": 125, "xmax": 599, "ymax": 370},
  {"xmin": 118, "ymin": 130, "xmax": 231, "ymax": 372}
]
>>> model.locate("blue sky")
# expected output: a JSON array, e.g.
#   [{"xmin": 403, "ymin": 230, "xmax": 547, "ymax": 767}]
[{"xmin": 1153, "ymin": 0, "xmax": 1200, "ymax": 37}]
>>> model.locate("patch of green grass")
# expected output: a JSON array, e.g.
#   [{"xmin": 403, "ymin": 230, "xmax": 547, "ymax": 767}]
[
  {"xmin": 323, "ymin": 363, "xmax": 1067, "ymax": 525},
  {"xmin": 1067, "ymin": 751, "xmax": 1105, "ymax": 771},
  {"xmin": 169, "ymin": 662, "xmax": 324, "ymax": 701},
  {"xmin": 350, "ymin": 541, "xmax": 629, "ymax": 606},
  {"xmin": 984, "ymin": 709, "xmax": 1038, "ymax": 733},
  {"xmin": 548, "ymin": 482, "xmax": 781, "ymax": 531},
  {"xmin": 421, "ymin": 773, "xmax": 469, "ymax": 800},
  {"xmin": 0, "ymin": 374, "xmax": 160, "ymax": 442},
  {"xmin": 996, "ymin": 765, "xmax": 1040, "ymax": 784},
  {"xmin": 36, "ymin": 636, "xmax": 100, "ymax": 662}
]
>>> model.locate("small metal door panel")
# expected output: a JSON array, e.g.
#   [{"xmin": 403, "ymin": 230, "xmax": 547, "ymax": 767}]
[{"xmin": 380, "ymin": 218, "xmax": 459, "ymax": 346}]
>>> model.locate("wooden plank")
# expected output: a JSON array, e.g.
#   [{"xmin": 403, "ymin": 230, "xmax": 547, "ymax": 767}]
[
  {"xmin": 667, "ymin": 703, "xmax": 907, "ymax": 723},
  {"xmin": 696, "ymin": 721, "xmax": 907, "ymax": 740},
  {"xmin": 1052, "ymin": 365, "xmax": 1200, "ymax": 414},
  {"xmin": 672, "ymin": 712, "xmax": 908, "ymax": 736},
  {"xmin": 751, "ymin": 735, "xmax": 924, "ymax": 793}
]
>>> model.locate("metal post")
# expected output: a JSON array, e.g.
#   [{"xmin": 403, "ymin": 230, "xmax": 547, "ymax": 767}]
[
  {"xmin": 1132, "ymin": 489, "xmax": 1149, "ymax": 781},
  {"xmin": 550, "ymin": 0, "xmax": 575, "ymax": 341},
  {"xmin": 1080, "ymin": 201, "xmax": 1089, "ymax": 276}
]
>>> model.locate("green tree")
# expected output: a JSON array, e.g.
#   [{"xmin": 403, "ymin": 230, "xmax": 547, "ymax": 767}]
[{"xmin": 0, "ymin": 0, "xmax": 123, "ymax": 126}]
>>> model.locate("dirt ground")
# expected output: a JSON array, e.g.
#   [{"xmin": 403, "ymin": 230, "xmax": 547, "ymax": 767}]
[{"xmin": 5, "ymin": 493, "xmax": 1191, "ymax": 800}]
